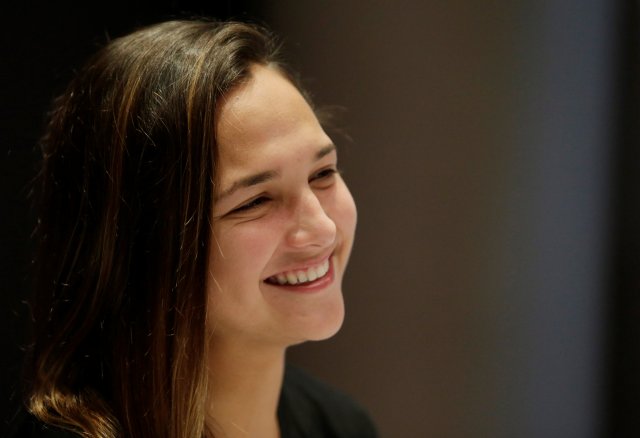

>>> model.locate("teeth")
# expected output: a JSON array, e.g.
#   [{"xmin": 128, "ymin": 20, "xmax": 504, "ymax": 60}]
[
  {"xmin": 307, "ymin": 269, "xmax": 318, "ymax": 282},
  {"xmin": 296, "ymin": 271, "xmax": 308, "ymax": 282},
  {"xmin": 286, "ymin": 272, "xmax": 298, "ymax": 285},
  {"xmin": 269, "ymin": 259, "xmax": 330, "ymax": 285}
]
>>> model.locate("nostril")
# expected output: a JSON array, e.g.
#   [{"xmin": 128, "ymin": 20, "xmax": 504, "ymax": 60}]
[
  {"xmin": 286, "ymin": 218, "xmax": 336, "ymax": 249},
  {"xmin": 286, "ymin": 193, "xmax": 336, "ymax": 249}
]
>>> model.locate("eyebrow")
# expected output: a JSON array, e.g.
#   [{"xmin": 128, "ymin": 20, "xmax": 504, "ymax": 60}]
[{"xmin": 216, "ymin": 143, "xmax": 336, "ymax": 201}]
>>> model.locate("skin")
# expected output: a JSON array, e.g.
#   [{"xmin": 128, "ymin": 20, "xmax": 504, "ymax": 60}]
[{"xmin": 205, "ymin": 64, "xmax": 357, "ymax": 437}]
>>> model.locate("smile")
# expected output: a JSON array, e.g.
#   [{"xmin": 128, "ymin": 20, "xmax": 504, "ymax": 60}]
[{"xmin": 266, "ymin": 259, "xmax": 331, "ymax": 286}]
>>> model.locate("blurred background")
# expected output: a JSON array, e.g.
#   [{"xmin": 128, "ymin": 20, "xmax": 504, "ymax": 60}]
[{"xmin": 1, "ymin": 1, "xmax": 638, "ymax": 437}]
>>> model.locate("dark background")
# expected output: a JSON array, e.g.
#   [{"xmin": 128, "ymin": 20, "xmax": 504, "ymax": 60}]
[{"xmin": 2, "ymin": 1, "xmax": 638, "ymax": 437}]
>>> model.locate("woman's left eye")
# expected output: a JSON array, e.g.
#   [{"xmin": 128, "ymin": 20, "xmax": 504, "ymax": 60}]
[{"xmin": 310, "ymin": 167, "xmax": 338, "ymax": 184}]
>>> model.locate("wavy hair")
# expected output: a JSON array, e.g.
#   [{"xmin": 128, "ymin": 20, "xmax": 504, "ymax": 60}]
[{"xmin": 25, "ymin": 18, "xmax": 292, "ymax": 438}]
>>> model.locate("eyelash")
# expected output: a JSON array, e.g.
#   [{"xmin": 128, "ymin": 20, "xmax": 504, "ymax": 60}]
[
  {"xmin": 232, "ymin": 196, "xmax": 270, "ymax": 213},
  {"xmin": 311, "ymin": 167, "xmax": 338, "ymax": 182},
  {"xmin": 229, "ymin": 167, "xmax": 339, "ymax": 215}
]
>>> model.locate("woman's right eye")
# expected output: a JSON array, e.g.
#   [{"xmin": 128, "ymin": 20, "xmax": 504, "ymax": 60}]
[{"xmin": 230, "ymin": 196, "xmax": 270, "ymax": 214}]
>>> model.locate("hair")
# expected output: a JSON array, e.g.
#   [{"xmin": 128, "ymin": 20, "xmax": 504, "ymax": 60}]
[{"xmin": 24, "ymin": 18, "xmax": 299, "ymax": 438}]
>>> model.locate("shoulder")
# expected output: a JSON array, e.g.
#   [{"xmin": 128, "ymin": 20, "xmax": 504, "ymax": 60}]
[
  {"xmin": 4, "ymin": 407, "xmax": 80, "ymax": 438},
  {"xmin": 279, "ymin": 364, "xmax": 379, "ymax": 438}
]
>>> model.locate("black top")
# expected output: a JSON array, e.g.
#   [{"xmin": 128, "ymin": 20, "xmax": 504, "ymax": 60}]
[
  {"xmin": 278, "ymin": 366, "xmax": 378, "ymax": 438},
  {"xmin": 5, "ymin": 365, "xmax": 378, "ymax": 437}
]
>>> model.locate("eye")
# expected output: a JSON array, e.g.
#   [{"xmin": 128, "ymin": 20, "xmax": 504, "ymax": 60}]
[
  {"xmin": 310, "ymin": 167, "xmax": 338, "ymax": 187},
  {"xmin": 230, "ymin": 196, "xmax": 270, "ymax": 214}
]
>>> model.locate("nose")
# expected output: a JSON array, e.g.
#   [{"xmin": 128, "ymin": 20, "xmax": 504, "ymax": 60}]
[{"xmin": 285, "ymin": 189, "xmax": 336, "ymax": 249}]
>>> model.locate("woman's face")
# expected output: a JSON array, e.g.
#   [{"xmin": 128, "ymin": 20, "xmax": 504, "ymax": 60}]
[{"xmin": 206, "ymin": 65, "xmax": 357, "ymax": 349}]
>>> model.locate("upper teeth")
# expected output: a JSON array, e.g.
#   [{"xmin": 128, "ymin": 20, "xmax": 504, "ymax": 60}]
[{"xmin": 272, "ymin": 259, "xmax": 330, "ymax": 285}]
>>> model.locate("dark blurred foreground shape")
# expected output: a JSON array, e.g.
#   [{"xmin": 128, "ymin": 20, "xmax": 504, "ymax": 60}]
[{"xmin": 1, "ymin": 1, "xmax": 638, "ymax": 437}]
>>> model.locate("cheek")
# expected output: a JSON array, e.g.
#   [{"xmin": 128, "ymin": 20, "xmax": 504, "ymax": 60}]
[
  {"xmin": 333, "ymin": 181, "xmax": 358, "ymax": 239},
  {"xmin": 209, "ymin": 220, "xmax": 281, "ymax": 282},
  {"xmin": 206, "ymin": 223, "xmax": 279, "ymax": 330}
]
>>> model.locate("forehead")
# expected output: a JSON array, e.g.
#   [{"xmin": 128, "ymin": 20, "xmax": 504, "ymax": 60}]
[{"xmin": 215, "ymin": 64, "xmax": 326, "ymax": 169}]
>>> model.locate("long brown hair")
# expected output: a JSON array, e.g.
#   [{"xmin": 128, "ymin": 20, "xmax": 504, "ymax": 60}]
[{"xmin": 25, "ymin": 18, "xmax": 290, "ymax": 438}]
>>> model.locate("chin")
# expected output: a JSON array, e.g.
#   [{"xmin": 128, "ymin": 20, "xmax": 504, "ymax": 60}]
[{"xmin": 299, "ymin": 297, "xmax": 345, "ymax": 343}]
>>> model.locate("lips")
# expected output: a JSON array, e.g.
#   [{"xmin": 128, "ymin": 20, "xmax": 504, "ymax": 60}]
[{"xmin": 265, "ymin": 258, "xmax": 331, "ymax": 286}]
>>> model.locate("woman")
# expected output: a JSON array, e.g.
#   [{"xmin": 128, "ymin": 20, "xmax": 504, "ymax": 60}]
[{"xmin": 10, "ymin": 18, "xmax": 376, "ymax": 438}]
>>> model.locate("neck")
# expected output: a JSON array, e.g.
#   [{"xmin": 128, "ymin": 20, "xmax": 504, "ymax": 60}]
[{"xmin": 206, "ymin": 339, "xmax": 286, "ymax": 438}]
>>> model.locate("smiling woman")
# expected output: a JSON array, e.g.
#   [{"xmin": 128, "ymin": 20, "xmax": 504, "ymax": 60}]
[
  {"xmin": 7, "ymin": 18, "xmax": 375, "ymax": 438},
  {"xmin": 209, "ymin": 65, "xmax": 357, "ymax": 348}
]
